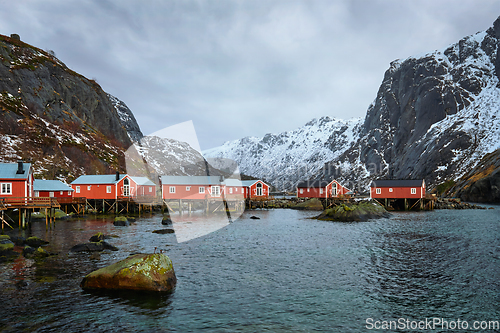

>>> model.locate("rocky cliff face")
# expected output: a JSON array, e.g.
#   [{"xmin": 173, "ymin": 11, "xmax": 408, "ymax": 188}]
[
  {"xmin": 108, "ymin": 94, "xmax": 143, "ymax": 143},
  {"xmin": 325, "ymin": 17, "xmax": 500, "ymax": 192},
  {"xmin": 0, "ymin": 34, "xmax": 132, "ymax": 181},
  {"xmin": 448, "ymin": 148, "xmax": 500, "ymax": 203}
]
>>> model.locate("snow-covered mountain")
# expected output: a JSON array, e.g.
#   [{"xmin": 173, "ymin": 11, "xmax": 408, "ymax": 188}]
[
  {"xmin": 326, "ymin": 17, "xmax": 500, "ymax": 193},
  {"xmin": 203, "ymin": 16, "xmax": 500, "ymax": 192},
  {"xmin": 203, "ymin": 116, "xmax": 363, "ymax": 190}
]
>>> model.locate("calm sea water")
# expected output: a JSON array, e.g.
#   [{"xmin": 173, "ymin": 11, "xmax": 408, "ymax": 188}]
[{"xmin": 0, "ymin": 208, "xmax": 499, "ymax": 332}]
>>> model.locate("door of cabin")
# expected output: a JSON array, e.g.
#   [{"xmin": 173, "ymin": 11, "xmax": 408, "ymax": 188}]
[
  {"xmin": 256, "ymin": 183, "xmax": 263, "ymax": 196},
  {"xmin": 123, "ymin": 178, "xmax": 130, "ymax": 196}
]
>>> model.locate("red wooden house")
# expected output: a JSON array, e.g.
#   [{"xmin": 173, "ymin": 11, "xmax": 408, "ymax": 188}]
[
  {"xmin": 0, "ymin": 161, "xmax": 34, "ymax": 198},
  {"xmin": 71, "ymin": 173, "xmax": 137, "ymax": 200},
  {"xmin": 33, "ymin": 180, "xmax": 73, "ymax": 198},
  {"xmin": 131, "ymin": 176, "xmax": 157, "ymax": 200},
  {"xmin": 370, "ymin": 179, "xmax": 426, "ymax": 199},
  {"xmin": 161, "ymin": 176, "xmax": 225, "ymax": 200},
  {"xmin": 240, "ymin": 180, "xmax": 270, "ymax": 199},
  {"xmin": 296, "ymin": 179, "xmax": 350, "ymax": 199}
]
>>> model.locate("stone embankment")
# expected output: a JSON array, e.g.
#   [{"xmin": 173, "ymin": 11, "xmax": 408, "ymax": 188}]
[{"xmin": 435, "ymin": 198, "xmax": 488, "ymax": 210}]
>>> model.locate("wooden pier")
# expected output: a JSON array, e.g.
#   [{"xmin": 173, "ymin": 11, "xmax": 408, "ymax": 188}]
[{"xmin": 0, "ymin": 197, "xmax": 61, "ymax": 230}]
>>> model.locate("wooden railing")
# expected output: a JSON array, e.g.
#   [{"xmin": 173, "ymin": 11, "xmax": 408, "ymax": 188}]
[
  {"xmin": 56, "ymin": 197, "xmax": 86, "ymax": 205},
  {"xmin": 0, "ymin": 197, "xmax": 60, "ymax": 208}
]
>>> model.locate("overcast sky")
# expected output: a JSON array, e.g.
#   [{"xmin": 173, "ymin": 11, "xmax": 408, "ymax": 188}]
[{"xmin": 1, "ymin": 0, "xmax": 499, "ymax": 150}]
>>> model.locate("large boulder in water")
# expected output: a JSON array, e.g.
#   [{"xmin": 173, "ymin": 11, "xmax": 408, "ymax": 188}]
[
  {"xmin": 113, "ymin": 216, "xmax": 130, "ymax": 226},
  {"xmin": 70, "ymin": 241, "xmax": 119, "ymax": 252},
  {"xmin": 81, "ymin": 253, "xmax": 176, "ymax": 292},
  {"xmin": 0, "ymin": 235, "xmax": 14, "ymax": 252},
  {"xmin": 316, "ymin": 201, "xmax": 390, "ymax": 222}
]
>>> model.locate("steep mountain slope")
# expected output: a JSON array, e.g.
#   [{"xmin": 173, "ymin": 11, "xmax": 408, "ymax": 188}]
[
  {"xmin": 0, "ymin": 34, "xmax": 132, "ymax": 181},
  {"xmin": 447, "ymin": 148, "xmax": 500, "ymax": 203},
  {"xmin": 203, "ymin": 116, "xmax": 363, "ymax": 190},
  {"xmin": 129, "ymin": 135, "xmax": 224, "ymax": 178},
  {"xmin": 327, "ymin": 17, "xmax": 500, "ymax": 192},
  {"xmin": 108, "ymin": 94, "xmax": 143, "ymax": 143}
]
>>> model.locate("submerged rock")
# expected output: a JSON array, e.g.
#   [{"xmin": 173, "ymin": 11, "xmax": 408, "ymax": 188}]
[
  {"xmin": 25, "ymin": 236, "xmax": 49, "ymax": 248},
  {"xmin": 152, "ymin": 229, "xmax": 175, "ymax": 234},
  {"xmin": 81, "ymin": 253, "xmax": 177, "ymax": 292},
  {"xmin": 89, "ymin": 232, "xmax": 114, "ymax": 242},
  {"xmin": 113, "ymin": 216, "xmax": 130, "ymax": 226},
  {"xmin": 23, "ymin": 245, "xmax": 51, "ymax": 259},
  {"xmin": 316, "ymin": 201, "xmax": 390, "ymax": 222},
  {"xmin": 70, "ymin": 241, "xmax": 119, "ymax": 252},
  {"xmin": 250, "ymin": 216, "xmax": 260, "ymax": 220}
]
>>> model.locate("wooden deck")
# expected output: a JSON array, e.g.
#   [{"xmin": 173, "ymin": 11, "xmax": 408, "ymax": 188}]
[{"xmin": 0, "ymin": 197, "xmax": 60, "ymax": 209}]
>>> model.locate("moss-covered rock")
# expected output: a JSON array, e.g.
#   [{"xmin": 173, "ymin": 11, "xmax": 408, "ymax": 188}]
[
  {"xmin": 113, "ymin": 216, "xmax": 130, "ymax": 226},
  {"xmin": 290, "ymin": 198, "xmax": 324, "ymax": 210},
  {"xmin": 316, "ymin": 201, "xmax": 390, "ymax": 222},
  {"xmin": 23, "ymin": 245, "xmax": 51, "ymax": 259},
  {"xmin": 81, "ymin": 253, "xmax": 176, "ymax": 292},
  {"xmin": 161, "ymin": 215, "xmax": 172, "ymax": 225},
  {"xmin": 25, "ymin": 236, "xmax": 49, "ymax": 247},
  {"xmin": 0, "ymin": 235, "xmax": 14, "ymax": 252},
  {"xmin": 70, "ymin": 240, "xmax": 119, "ymax": 252}
]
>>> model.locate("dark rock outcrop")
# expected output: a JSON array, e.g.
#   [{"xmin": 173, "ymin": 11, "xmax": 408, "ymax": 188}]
[
  {"xmin": 448, "ymin": 148, "xmax": 500, "ymax": 203},
  {"xmin": 152, "ymin": 229, "xmax": 175, "ymax": 234},
  {"xmin": 113, "ymin": 216, "xmax": 130, "ymax": 226},
  {"xmin": 316, "ymin": 201, "xmax": 390, "ymax": 222},
  {"xmin": 81, "ymin": 253, "xmax": 177, "ymax": 292},
  {"xmin": 161, "ymin": 215, "xmax": 173, "ymax": 225},
  {"xmin": 24, "ymin": 236, "xmax": 48, "ymax": 248},
  {"xmin": 70, "ymin": 241, "xmax": 119, "ymax": 252}
]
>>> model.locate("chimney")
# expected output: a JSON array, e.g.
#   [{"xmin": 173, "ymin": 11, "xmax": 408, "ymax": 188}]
[
  {"xmin": 116, "ymin": 172, "xmax": 120, "ymax": 181},
  {"xmin": 16, "ymin": 161, "xmax": 24, "ymax": 174}
]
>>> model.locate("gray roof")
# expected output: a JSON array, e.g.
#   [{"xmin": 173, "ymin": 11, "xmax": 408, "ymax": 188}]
[
  {"xmin": 370, "ymin": 179, "xmax": 425, "ymax": 188},
  {"xmin": 160, "ymin": 176, "xmax": 224, "ymax": 185},
  {"xmin": 34, "ymin": 179, "xmax": 73, "ymax": 192},
  {"xmin": 71, "ymin": 174, "xmax": 127, "ymax": 185},
  {"xmin": 131, "ymin": 176, "xmax": 156, "ymax": 186},
  {"xmin": 0, "ymin": 162, "xmax": 31, "ymax": 179},
  {"xmin": 240, "ymin": 180, "xmax": 267, "ymax": 187}
]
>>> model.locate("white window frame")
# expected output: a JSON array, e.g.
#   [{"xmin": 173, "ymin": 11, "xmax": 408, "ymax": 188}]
[
  {"xmin": 1, "ymin": 183, "xmax": 12, "ymax": 195},
  {"xmin": 389, "ymin": 188, "xmax": 393, "ymax": 192},
  {"xmin": 149, "ymin": 187, "xmax": 153, "ymax": 193},
  {"xmin": 411, "ymin": 188, "xmax": 417, "ymax": 194},
  {"xmin": 376, "ymin": 188, "xmax": 381, "ymax": 194},
  {"xmin": 106, "ymin": 186, "xmax": 112, "ymax": 193},
  {"xmin": 319, "ymin": 188, "xmax": 324, "ymax": 194},
  {"xmin": 87, "ymin": 185, "xmax": 91, "ymax": 191},
  {"xmin": 49, "ymin": 192, "xmax": 54, "ymax": 197},
  {"xmin": 307, "ymin": 188, "xmax": 310, "ymax": 192},
  {"xmin": 186, "ymin": 186, "xmax": 191, "ymax": 191},
  {"xmin": 211, "ymin": 186, "xmax": 220, "ymax": 197},
  {"xmin": 299, "ymin": 188, "xmax": 303, "ymax": 194},
  {"xmin": 199, "ymin": 187, "xmax": 205, "ymax": 194},
  {"xmin": 67, "ymin": 191, "xmax": 71, "ymax": 196},
  {"xmin": 332, "ymin": 186, "xmax": 337, "ymax": 197},
  {"xmin": 229, "ymin": 188, "xmax": 233, "ymax": 194},
  {"xmin": 169, "ymin": 186, "xmax": 176, "ymax": 193},
  {"xmin": 75, "ymin": 186, "xmax": 80, "ymax": 194}
]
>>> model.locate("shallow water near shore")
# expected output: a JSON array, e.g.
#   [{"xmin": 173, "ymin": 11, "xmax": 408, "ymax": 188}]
[{"xmin": 1, "ymin": 208, "xmax": 499, "ymax": 332}]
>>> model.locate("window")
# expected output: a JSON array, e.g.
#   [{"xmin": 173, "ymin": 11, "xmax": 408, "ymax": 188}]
[
  {"xmin": 1, "ymin": 183, "xmax": 12, "ymax": 195},
  {"xmin": 67, "ymin": 191, "xmax": 71, "ymax": 195},
  {"xmin": 332, "ymin": 186, "xmax": 337, "ymax": 197},
  {"xmin": 106, "ymin": 186, "xmax": 112, "ymax": 193},
  {"xmin": 411, "ymin": 188, "xmax": 417, "ymax": 194},
  {"xmin": 76, "ymin": 186, "xmax": 80, "ymax": 194},
  {"xmin": 229, "ymin": 188, "xmax": 233, "ymax": 194},
  {"xmin": 170, "ymin": 186, "xmax": 176, "ymax": 193},
  {"xmin": 186, "ymin": 186, "xmax": 191, "ymax": 191},
  {"xmin": 199, "ymin": 187, "xmax": 205, "ymax": 194},
  {"xmin": 307, "ymin": 188, "xmax": 310, "ymax": 192},
  {"xmin": 60, "ymin": 191, "xmax": 63, "ymax": 195},
  {"xmin": 320, "ymin": 188, "xmax": 324, "ymax": 194},
  {"xmin": 211, "ymin": 186, "xmax": 220, "ymax": 197},
  {"xmin": 299, "ymin": 188, "xmax": 303, "ymax": 194},
  {"xmin": 35, "ymin": 191, "xmax": 39, "ymax": 197},
  {"xmin": 149, "ymin": 187, "xmax": 153, "ymax": 193},
  {"xmin": 87, "ymin": 185, "xmax": 91, "ymax": 191},
  {"xmin": 49, "ymin": 192, "xmax": 54, "ymax": 197},
  {"xmin": 376, "ymin": 188, "xmax": 381, "ymax": 194},
  {"xmin": 389, "ymin": 188, "xmax": 393, "ymax": 192}
]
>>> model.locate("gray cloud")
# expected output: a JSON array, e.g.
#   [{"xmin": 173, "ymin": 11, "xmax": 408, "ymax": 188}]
[{"xmin": 1, "ymin": 0, "xmax": 499, "ymax": 150}]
